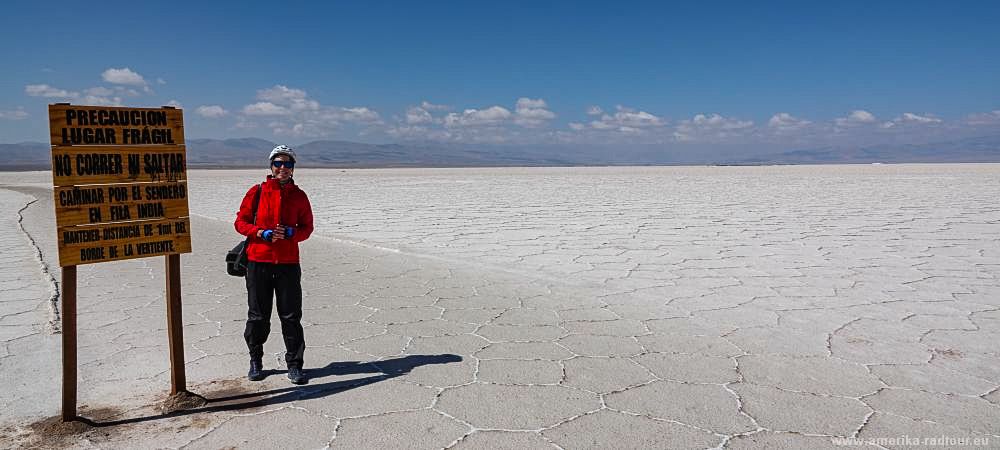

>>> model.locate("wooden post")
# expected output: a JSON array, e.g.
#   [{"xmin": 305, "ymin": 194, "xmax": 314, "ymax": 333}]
[
  {"xmin": 165, "ymin": 254, "xmax": 186, "ymax": 394},
  {"xmin": 61, "ymin": 265, "xmax": 77, "ymax": 421}
]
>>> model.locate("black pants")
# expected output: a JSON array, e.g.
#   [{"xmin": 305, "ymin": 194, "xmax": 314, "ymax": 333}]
[{"xmin": 245, "ymin": 261, "xmax": 305, "ymax": 369}]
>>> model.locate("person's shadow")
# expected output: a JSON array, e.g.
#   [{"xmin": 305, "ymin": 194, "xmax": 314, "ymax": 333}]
[{"xmin": 79, "ymin": 354, "xmax": 462, "ymax": 427}]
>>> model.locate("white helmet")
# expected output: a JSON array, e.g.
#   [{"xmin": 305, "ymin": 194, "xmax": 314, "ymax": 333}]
[{"xmin": 269, "ymin": 145, "xmax": 297, "ymax": 162}]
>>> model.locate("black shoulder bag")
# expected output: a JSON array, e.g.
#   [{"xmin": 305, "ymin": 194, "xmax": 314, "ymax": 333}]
[{"xmin": 226, "ymin": 184, "xmax": 263, "ymax": 277}]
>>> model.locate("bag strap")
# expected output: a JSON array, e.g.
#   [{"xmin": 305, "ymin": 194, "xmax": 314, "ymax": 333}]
[
  {"xmin": 250, "ymin": 183, "xmax": 263, "ymax": 225},
  {"xmin": 244, "ymin": 183, "xmax": 264, "ymax": 245}
]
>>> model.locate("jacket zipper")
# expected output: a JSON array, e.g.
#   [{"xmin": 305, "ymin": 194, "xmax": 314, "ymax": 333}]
[{"xmin": 275, "ymin": 182, "xmax": 284, "ymax": 264}]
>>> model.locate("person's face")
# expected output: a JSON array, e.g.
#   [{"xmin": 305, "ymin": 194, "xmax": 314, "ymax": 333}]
[{"xmin": 271, "ymin": 155, "xmax": 294, "ymax": 182}]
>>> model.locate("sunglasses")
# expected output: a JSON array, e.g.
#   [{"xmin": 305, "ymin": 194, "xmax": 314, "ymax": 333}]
[{"xmin": 271, "ymin": 160, "xmax": 295, "ymax": 169}]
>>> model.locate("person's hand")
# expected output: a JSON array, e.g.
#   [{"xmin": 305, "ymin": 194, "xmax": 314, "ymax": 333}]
[{"xmin": 273, "ymin": 225, "xmax": 287, "ymax": 240}]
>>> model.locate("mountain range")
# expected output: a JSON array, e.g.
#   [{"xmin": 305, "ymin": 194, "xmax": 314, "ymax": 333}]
[
  {"xmin": 731, "ymin": 135, "xmax": 1000, "ymax": 165},
  {"xmin": 5, "ymin": 135, "xmax": 1000, "ymax": 170}
]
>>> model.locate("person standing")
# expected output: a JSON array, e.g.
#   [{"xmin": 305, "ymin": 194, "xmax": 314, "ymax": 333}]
[{"xmin": 234, "ymin": 145, "xmax": 314, "ymax": 384}]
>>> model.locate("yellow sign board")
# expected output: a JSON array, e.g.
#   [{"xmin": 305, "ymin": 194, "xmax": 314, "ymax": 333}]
[
  {"xmin": 49, "ymin": 104, "xmax": 185, "ymax": 146},
  {"xmin": 56, "ymin": 218, "xmax": 192, "ymax": 267},
  {"xmin": 49, "ymin": 104, "xmax": 191, "ymax": 267},
  {"xmin": 51, "ymin": 145, "xmax": 187, "ymax": 186},
  {"xmin": 53, "ymin": 181, "xmax": 190, "ymax": 227}
]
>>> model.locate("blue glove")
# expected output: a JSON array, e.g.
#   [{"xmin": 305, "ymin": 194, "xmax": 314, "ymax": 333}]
[
  {"xmin": 261, "ymin": 229, "xmax": 274, "ymax": 241},
  {"xmin": 285, "ymin": 226, "xmax": 295, "ymax": 238}
]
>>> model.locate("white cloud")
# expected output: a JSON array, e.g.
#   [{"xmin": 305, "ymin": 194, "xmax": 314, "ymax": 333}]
[
  {"xmin": 835, "ymin": 109, "xmax": 877, "ymax": 127},
  {"xmin": 81, "ymin": 86, "xmax": 125, "ymax": 105},
  {"xmin": 25, "ymin": 84, "xmax": 76, "ymax": 98},
  {"xmin": 257, "ymin": 85, "xmax": 308, "ymax": 103},
  {"xmin": 586, "ymin": 106, "xmax": 604, "ymax": 116},
  {"xmin": 387, "ymin": 125, "xmax": 454, "ymax": 141},
  {"xmin": 240, "ymin": 85, "xmax": 384, "ymax": 137},
  {"xmin": 272, "ymin": 105, "xmax": 383, "ymax": 138},
  {"xmin": 331, "ymin": 107, "xmax": 382, "ymax": 123},
  {"xmin": 290, "ymin": 98, "xmax": 320, "ymax": 112},
  {"xmin": 26, "ymin": 67, "xmax": 161, "ymax": 106},
  {"xmin": 514, "ymin": 97, "xmax": 556, "ymax": 128},
  {"xmin": 164, "ymin": 99, "xmax": 183, "ymax": 108},
  {"xmin": 196, "ymin": 105, "xmax": 228, "ymax": 118},
  {"xmin": 899, "ymin": 112, "xmax": 941, "ymax": 123},
  {"xmin": 78, "ymin": 95, "xmax": 123, "ymax": 106},
  {"xmin": 588, "ymin": 106, "xmax": 665, "ymax": 131},
  {"xmin": 693, "ymin": 113, "xmax": 753, "ymax": 129},
  {"xmin": 390, "ymin": 98, "xmax": 557, "ymax": 142},
  {"xmin": 516, "ymin": 98, "xmax": 547, "ymax": 109},
  {"xmin": 849, "ymin": 110, "xmax": 876, "ymax": 122},
  {"xmin": 243, "ymin": 102, "xmax": 291, "ymax": 116},
  {"xmin": 254, "ymin": 85, "xmax": 318, "ymax": 113},
  {"xmin": 101, "ymin": 67, "xmax": 147, "ymax": 86},
  {"xmin": 768, "ymin": 112, "xmax": 811, "ymax": 131},
  {"xmin": 673, "ymin": 113, "xmax": 753, "ymax": 142},
  {"xmin": 157, "ymin": 78, "xmax": 167, "ymax": 85},
  {"xmin": 83, "ymin": 86, "xmax": 141, "ymax": 97},
  {"xmin": 403, "ymin": 101, "xmax": 453, "ymax": 125},
  {"xmin": 387, "ymin": 125, "xmax": 427, "ymax": 138},
  {"xmin": 402, "ymin": 98, "xmax": 552, "ymax": 131},
  {"xmin": 881, "ymin": 112, "xmax": 943, "ymax": 128},
  {"xmin": 444, "ymin": 106, "xmax": 512, "ymax": 127},
  {"xmin": 86, "ymin": 86, "xmax": 140, "ymax": 97},
  {"xmin": 965, "ymin": 110, "xmax": 1000, "ymax": 125},
  {"xmin": 26, "ymin": 83, "xmax": 122, "ymax": 105},
  {"xmin": 568, "ymin": 122, "xmax": 586, "ymax": 131},
  {"xmin": 420, "ymin": 101, "xmax": 450, "ymax": 111},
  {"xmin": 405, "ymin": 106, "xmax": 434, "ymax": 124},
  {"xmin": 589, "ymin": 121, "xmax": 614, "ymax": 130},
  {"xmin": 0, "ymin": 108, "xmax": 29, "ymax": 120},
  {"xmin": 272, "ymin": 123, "xmax": 309, "ymax": 137},
  {"xmin": 84, "ymin": 87, "xmax": 115, "ymax": 97}
]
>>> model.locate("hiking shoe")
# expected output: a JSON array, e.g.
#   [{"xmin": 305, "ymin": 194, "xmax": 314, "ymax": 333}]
[
  {"xmin": 287, "ymin": 367, "xmax": 307, "ymax": 385},
  {"xmin": 248, "ymin": 359, "xmax": 264, "ymax": 381}
]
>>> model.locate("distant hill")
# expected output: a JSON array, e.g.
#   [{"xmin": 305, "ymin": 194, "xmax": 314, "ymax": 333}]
[
  {"xmin": 730, "ymin": 135, "xmax": 1000, "ymax": 165},
  {"xmin": 289, "ymin": 140, "xmax": 577, "ymax": 167},
  {"xmin": 5, "ymin": 138, "xmax": 579, "ymax": 170},
  {"xmin": 3, "ymin": 142, "xmax": 51, "ymax": 170},
  {"xmin": 186, "ymin": 138, "xmax": 277, "ymax": 166},
  {"xmin": 4, "ymin": 135, "xmax": 999, "ymax": 170}
]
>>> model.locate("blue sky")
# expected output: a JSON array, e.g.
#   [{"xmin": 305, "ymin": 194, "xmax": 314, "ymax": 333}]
[{"xmin": 2, "ymin": 1, "xmax": 999, "ymax": 148}]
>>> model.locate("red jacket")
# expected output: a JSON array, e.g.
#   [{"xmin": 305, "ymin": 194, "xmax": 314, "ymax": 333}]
[{"xmin": 235, "ymin": 176, "xmax": 314, "ymax": 264}]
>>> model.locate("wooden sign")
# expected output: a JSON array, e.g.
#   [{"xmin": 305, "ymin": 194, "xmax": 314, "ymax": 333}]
[
  {"xmin": 54, "ymin": 181, "xmax": 189, "ymax": 227},
  {"xmin": 51, "ymin": 146, "xmax": 187, "ymax": 186},
  {"xmin": 49, "ymin": 104, "xmax": 185, "ymax": 146},
  {"xmin": 49, "ymin": 105, "xmax": 190, "ymax": 267},
  {"xmin": 49, "ymin": 103, "xmax": 195, "ymax": 421},
  {"xmin": 56, "ymin": 217, "xmax": 192, "ymax": 267}
]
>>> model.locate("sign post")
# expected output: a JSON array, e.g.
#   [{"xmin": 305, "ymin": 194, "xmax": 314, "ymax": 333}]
[
  {"xmin": 61, "ymin": 266, "xmax": 76, "ymax": 422},
  {"xmin": 165, "ymin": 253, "xmax": 185, "ymax": 394},
  {"xmin": 48, "ymin": 103, "xmax": 193, "ymax": 420}
]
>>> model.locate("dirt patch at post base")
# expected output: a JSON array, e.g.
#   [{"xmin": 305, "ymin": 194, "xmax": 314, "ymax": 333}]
[
  {"xmin": 0, "ymin": 406, "xmax": 124, "ymax": 449},
  {"xmin": 157, "ymin": 390, "xmax": 208, "ymax": 414}
]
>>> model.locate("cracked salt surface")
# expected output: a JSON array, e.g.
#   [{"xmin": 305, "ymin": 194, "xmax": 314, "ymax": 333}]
[{"xmin": 2, "ymin": 164, "xmax": 1000, "ymax": 449}]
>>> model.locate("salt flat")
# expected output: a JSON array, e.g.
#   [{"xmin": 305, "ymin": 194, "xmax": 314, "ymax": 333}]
[{"xmin": 1, "ymin": 164, "xmax": 999, "ymax": 449}]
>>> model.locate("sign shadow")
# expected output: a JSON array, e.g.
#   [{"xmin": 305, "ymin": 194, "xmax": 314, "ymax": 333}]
[{"xmin": 77, "ymin": 354, "xmax": 462, "ymax": 427}]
